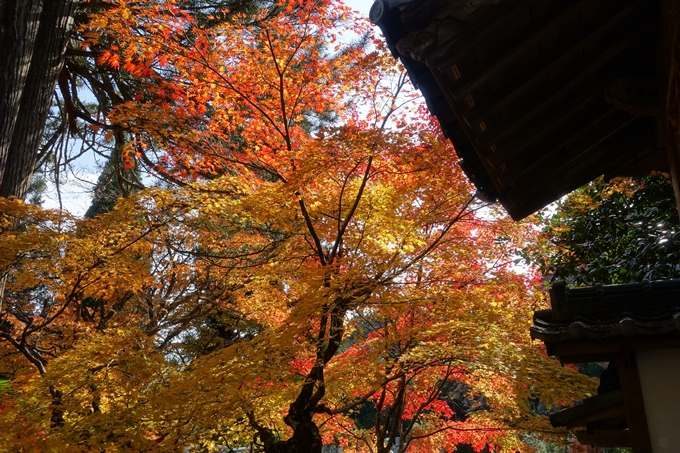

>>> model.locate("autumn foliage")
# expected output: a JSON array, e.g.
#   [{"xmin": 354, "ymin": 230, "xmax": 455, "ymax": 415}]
[{"xmin": 0, "ymin": 1, "xmax": 595, "ymax": 452}]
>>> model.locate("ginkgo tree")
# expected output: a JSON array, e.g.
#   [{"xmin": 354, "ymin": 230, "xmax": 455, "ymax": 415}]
[{"xmin": 0, "ymin": 0, "xmax": 595, "ymax": 452}]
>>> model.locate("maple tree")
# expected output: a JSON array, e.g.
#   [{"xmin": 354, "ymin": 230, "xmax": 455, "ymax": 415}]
[
  {"xmin": 38, "ymin": 0, "xmax": 274, "ymax": 203},
  {"xmin": 0, "ymin": 1, "xmax": 595, "ymax": 452}
]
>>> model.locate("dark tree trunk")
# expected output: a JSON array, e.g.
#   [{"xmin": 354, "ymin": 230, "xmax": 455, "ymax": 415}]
[
  {"xmin": 0, "ymin": 0, "xmax": 77, "ymax": 199},
  {"xmin": 251, "ymin": 307, "xmax": 347, "ymax": 453},
  {"xmin": 251, "ymin": 363, "xmax": 326, "ymax": 453},
  {"xmin": 0, "ymin": 0, "xmax": 43, "ymax": 185},
  {"xmin": 0, "ymin": 0, "xmax": 77, "ymax": 349},
  {"xmin": 255, "ymin": 418, "xmax": 323, "ymax": 453},
  {"xmin": 49, "ymin": 387, "xmax": 64, "ymax": 428}
]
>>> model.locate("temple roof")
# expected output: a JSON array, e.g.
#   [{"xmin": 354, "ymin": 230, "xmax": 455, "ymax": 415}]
[
  {"xmin": 371, "ymin": 0, "xmax": 667, "ymax": 220},
  {"xmin": 531, "ymin": 280, "xmax": 680, "ymax": 343},
  {"xmin": 530, "ymin": 280, "xmax": 680, "ymax": 452}
]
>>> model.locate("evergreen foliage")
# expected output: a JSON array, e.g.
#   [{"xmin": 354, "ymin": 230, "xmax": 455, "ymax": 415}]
[{"xmin": 526, "ymin": 174, "xmax": 680, "ymax": 286}]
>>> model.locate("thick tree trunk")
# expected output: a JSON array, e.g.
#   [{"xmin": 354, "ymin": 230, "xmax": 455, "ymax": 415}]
[
  {"xmin": 254, "ymin": 308, "xmax": 346, "ymax": 453},
  {"xmin": 252, "ymin": 364, "xmax": 325, "ymax": 453},
  {"xmin": 49, "ymin": 386, "xmax": 65, "ymax": 428},
  {"xmin": 0, "ymin": 0, "xmax": 43, "ymax": 185},
  {"xmin": 257, "ymin": 419, "xmax": 323, "ymax": 453},
  {"xmin": 0, "ymin": 0, "xmax": 77, "ymax": 199},
  {"xmin": 0, "ymin": 0, "xmax": 77, "ymax": 324}
]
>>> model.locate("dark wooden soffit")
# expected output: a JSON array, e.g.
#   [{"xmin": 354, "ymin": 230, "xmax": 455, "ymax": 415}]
[
  {"xmin": 371, "ymin": 0, "xmax": 667, "ymax": 220},
  {"xmin": 549, "ymin": 389, "xmax": 624, "ymax": 429},
  {"xmin": 550, "ymin": 390, "xmax": 631, "ymax": 448}
]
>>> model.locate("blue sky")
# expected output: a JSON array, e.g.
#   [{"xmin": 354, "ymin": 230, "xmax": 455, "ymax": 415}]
[{"xmin": 41, "ymin": 0, "xmax": 381, "ymax": 215}]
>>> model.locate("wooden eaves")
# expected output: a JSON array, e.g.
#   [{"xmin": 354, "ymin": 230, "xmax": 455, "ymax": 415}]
[
  {"xmin": 549, "ymin": 390, "xmax": 628, "ymax": 448},
  {"xmin": 371, "ymin": 0, "xmax": 680, "ymax": 220}
]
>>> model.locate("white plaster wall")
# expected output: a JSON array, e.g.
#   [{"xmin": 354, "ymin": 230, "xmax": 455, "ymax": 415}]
[{"xmin": 636, "ymin": 349, "xmax": 680, "ymax": 452}]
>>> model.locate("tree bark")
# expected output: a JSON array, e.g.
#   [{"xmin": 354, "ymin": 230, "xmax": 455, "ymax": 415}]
[
  {"xmin": 50, "ymin": 386, "xmax": 65, "ymax": 428},
  {"xmin": 0, "ymin": 0, "xmax": 77, "ymax": 327},
  {"xmin": 255, "ymin": 307, "xmax": 346, "ymax": 453},
  {"xmin": 0, "ymin": 0, "xmax": 43, "ymax": 186},
  {"xmin": 0, "ymin": 0, "xmax": 77, "ymax": 199}
]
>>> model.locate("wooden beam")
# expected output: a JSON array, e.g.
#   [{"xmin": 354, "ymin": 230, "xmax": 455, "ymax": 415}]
[
  {"xmin": 572, "ymin": 403, "xmax": 626, "ymax": 428},
  {"xmin": 546, "ymin": 340, "xmax": 621, "ymax": 358},
  {"xmin": 575, "ymin": 429, "xmax": 631, "ymax": 448},
  {"xmin": 617, "ymin": 349, "xmax": 653, "ymax": 453},
  {"xmin": 556, "ymin": 353, "xmax": 619, "ymax": 364},
  {"xmin": 549, "ymin": 390, "xmax": 624, "ymax": 428},
  {"xmin": 481, "ymin": 16, "xmax": 654, "ymax": 158},
  {"xmin": 513, "ymin": 107, "xmax": 639, "ymax": 186},
  {"xmin": 546, "ymin": 335, "xmax": 680, "ymax": 364},
  {"xmin": 463, "ymin": 0, "xmax": 650, "ymax": 127},
  {"xmin": 587, "ymin": 416, "xmax": 629, "ymax": 432},
  {"xmin": 662, "ymin": 0, "xmax": 680, "ymax": 219},
  {"xmin": 440, "ymin": 0, "xmax": 581, "ymax": 100}
]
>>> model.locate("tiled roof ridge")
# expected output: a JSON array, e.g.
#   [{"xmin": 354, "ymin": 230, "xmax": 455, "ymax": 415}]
[{"xmin": 532, "ymin": 279, "xmax": 680, "ymax": 342}]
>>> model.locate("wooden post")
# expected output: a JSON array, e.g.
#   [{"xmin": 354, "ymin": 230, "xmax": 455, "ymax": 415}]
[
  {"xmin": 616, "ymin": 349, "xmax": 653, "ymax": 453},
  {"xmin": 661, "ymin": 0, "xmax": 680, "ymax": 218}
]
